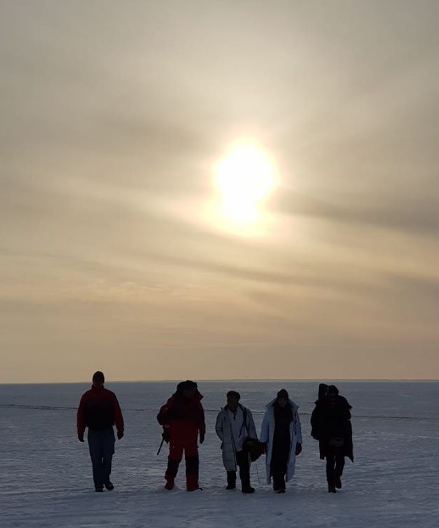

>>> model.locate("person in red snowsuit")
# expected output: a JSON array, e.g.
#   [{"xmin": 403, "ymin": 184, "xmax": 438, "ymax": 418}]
[
  {"xmin": 157, "ymin": 380, "xmax": 205, "ymax": 491},
  {"xmin": 77, "ymin": 371, "xmax": 124, "ymax": 492}
]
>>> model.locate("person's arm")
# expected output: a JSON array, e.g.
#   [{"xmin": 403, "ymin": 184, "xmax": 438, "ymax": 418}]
[
  {"xmin": 310, "ymin": 405, "xmax": 322, "ymax": 439},
  {"xmin": 198, "ymin": 402, "xmax": 206, "ymax": 443},
  {"xmin": 158, "ymin": 398, "xmax": 174, "ymax": 442},
  {"xmin": 77, "ymin": 395, "xmax": 86, "ymax": 441},
  {"xmin": 247, "ymin": 410, "xmax": 258, "ymax": 440},
  {"xmin": 215, "ymin": 411, "xmax": 224, "ymax": 441},
  {"xmin": 157, "ymin": 398, "xmax": 175, "ymax": 426},
  {"xmin": 112, "ymin": 393, "xmax": 124, "ymax": 439},
  {"xmin": 295, "ymin": 409, "xmax": 303, "ymax": 444},
  {"xmin": 294, "ymin": 409, "xmax": 303, "ymax": 454},
  {"xmin": 260, "ymin": 411, "xmax": 269, "ymax": 444}
]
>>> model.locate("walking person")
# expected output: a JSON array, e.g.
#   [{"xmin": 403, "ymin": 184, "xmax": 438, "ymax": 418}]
[
  {"xmin": 311, "ymin": 384, "xmax": 354, "ymax": 493},
  {"xmin": 77, "ymin": 371, "xmax": 124, "ymax": 492},
  {"xmin": 157, "ymin": 380, "xmax": 205, "ymax": 491},
  {"xmin": 260, "ymin": 389, "xmax": 302, "ymax": 493},
  {"xmin": 215, "ymin": 391, "xmax": 258, "ymax": 493}
]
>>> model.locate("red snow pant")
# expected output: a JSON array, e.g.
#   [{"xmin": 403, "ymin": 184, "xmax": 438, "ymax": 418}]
[{"xmin": 165, "ymin": 424, "xmax": 199, "ymax": 491}]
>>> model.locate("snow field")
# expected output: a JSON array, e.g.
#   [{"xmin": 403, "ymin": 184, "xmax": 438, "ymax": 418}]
[{"xmin": 1, "ymin": 381, "xmax": 439, "ymax": 527}]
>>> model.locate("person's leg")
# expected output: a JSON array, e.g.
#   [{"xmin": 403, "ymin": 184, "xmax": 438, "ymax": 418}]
[
  {"xmin": 102, "ymin": 429, "xmax": 116, "ymax": 489},
  {"xmin": 165, "ymin": 443, "xmax": 183, "ymax": 489},
  {"xmin": 88, "ymin": 430, "xmax": 104, "ymax": 490},
  {"xmin": 236, "ymin": 450, "xmax": 253, "ymax": 492},
  {"xmin": 184, "ymin": 441, "xmax": 199, "ymax": 491},
  {"xmin": 226, "ymin": 471, "xmax": 237, "ymax": 489},
  {"xmin": 271, "ymin": 455, "xmax": 286, "ymax": 491},
  {"xmin": 326, "ymin": 447, "xmax": 336, "ymax": 492},
  {"xmin": 335, "ymin": 449, "xmax": 345, "ymax": 489}
]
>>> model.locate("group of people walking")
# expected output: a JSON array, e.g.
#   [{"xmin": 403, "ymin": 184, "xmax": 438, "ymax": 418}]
[{"xmin": 77, "ymin": 372, "xmax": 354, "ymax": 495}]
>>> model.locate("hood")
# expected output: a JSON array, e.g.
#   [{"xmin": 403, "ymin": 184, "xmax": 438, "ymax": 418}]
[
  {"xmin": 173, "ymin": 388, "xmax": 203, "ymax": 401},
  {"xmin": 220, "ymin": 403, "xmax": 245, "ymax": 413},
  {"xmin": 266, "ymin": 398, "xmax": 298, "ymax": 412}
]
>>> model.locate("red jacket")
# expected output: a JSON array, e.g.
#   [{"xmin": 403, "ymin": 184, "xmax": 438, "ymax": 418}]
[
  {"xmin": 158, "ymin": 391, "xmax": 205, "ymax": 441},
  {"xmin": 77, "ymin": 386, "xmax": 124, "ymax": 435}
]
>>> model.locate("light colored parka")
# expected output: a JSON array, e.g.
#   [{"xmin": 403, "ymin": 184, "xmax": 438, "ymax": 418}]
[
  {"xmin": 260, "ymin": 398, "xmax": 302, "ymax": 484},
  {"xmin": 215, "ymin": 404, "xmax": 258, "ymax": 471}
]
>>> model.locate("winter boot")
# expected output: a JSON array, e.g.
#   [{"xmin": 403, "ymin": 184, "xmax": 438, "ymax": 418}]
[
  {"xmin": 165, "ymin": 477, "xmax": 175, "ymax": 490},
  {"xmin": 328, "ymin": 481, "xmax": 336, "ymax": 493},
  {"xmin": 335, "ymin": 476, "xmax": 342, "ymax": 489},
  {"xmin": 242, "ymin": 486, "xmax": 255, "ymax": 494},
  {"xmin": 104, "ymin": 481, "xmax": 114, "ymax": 491},
  {"xmin": 226, "ymin": 471, "xmax": 236, "ymax": 490},
  {"xmin": 186, "ymin": 474, "xmax": 200, "ymax": 492}
]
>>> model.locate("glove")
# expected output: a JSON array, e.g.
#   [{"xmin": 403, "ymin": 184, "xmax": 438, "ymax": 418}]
[
  {"xmin": 295, "ymin": 443, "xmax": 302, "ymax": 456},
  {"xmin": 78, "ymin": 432, "xmax": 84, "ymax": 443},
  {"xmin": 117, "ymin": 431, "xmax": 124, "ymax": 440},
  {"xmin": 199, "ymin": 432, "xmax": 205, "ymax": 444},
  {"xmin": 162, "ymin": 429, "xmax": 170, "ymax": 443}
]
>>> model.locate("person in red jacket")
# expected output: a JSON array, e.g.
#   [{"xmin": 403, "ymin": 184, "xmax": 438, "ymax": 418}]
[
  {"xmin": 77, "ymin": 371, "xmax": 124, "ymax": 492},
  {"xmin": 157, "ymin": 380, "xmax": 205, "ymax": 491}
]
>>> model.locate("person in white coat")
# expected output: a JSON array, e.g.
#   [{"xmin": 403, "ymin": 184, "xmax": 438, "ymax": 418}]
[
  {"xmin": 215, "ymin": 391, "xmax": 258, "ymax": 493},
  {"xmin": 260, "ymin": 389, "xmax": 302, "ymax": 493}
]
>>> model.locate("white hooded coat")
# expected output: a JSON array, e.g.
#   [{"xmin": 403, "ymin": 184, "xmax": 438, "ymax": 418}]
[
  {"xmin": 260, "ymin": 398, "xmax": 302, "ymax": 484},
  {"xmin": 215, "ymin": 404, "xmax": 258, "ymax": 471}
]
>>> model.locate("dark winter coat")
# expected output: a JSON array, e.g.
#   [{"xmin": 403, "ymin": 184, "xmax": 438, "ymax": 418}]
[
  {"xmin": 310, "ymin": 395, "xmax": 354, "ymax": 462},
  {"xmin": 77, "ymin": 386, "xmax": 124, "ymax": 435}
]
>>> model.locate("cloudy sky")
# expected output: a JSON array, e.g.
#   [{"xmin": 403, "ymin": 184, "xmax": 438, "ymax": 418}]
[{"xmin": 1, "ymin": 0, "xmax": 438, "ymax": 383}]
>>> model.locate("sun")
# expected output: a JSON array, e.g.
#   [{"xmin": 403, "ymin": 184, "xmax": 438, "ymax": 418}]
[{"xmin": 212, "ymin": 143, "xmax": 277, "ymax": 234}]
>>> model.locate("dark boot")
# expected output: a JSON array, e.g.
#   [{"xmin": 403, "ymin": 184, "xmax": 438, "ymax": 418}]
[
  {"xmin": 242, "ymin": 486, "xmax": 255, "ymax": 494},
  {"xmin": 226, "ymin": 471, "xmax": 236, "ymax": 490},
  {"xmin": 335, "ymin": 476, "xmax": 342, "ymax": 489},
  {"xmin": 328, "ymin": 481, "xmax": 336, "ymax": 493},
  {"xmin": 165, "ymin": 478, "xmax": 174, "ymax": 490},
  {"xmin": 185, "ymin": 454, "xmax": 199, "ymax": 491},
  {"xmin": 104, "ymin": 481, "xmax": 114, "ymax": 491}
]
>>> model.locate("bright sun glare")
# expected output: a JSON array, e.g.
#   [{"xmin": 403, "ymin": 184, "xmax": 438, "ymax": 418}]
[{"xmin": 213, "ymin": 144, "xmax": 277, "ymax": 235}]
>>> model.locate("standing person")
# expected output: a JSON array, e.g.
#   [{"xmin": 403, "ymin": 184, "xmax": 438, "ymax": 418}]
[
  {"xmin": 157, "ymin": 380, "xmax": 205, "ymax": 491},
  {"xmin": 215, "ymin": 391, "xmax": 258, "ymax": 493},
  {"xmin": 77, "ymin": 371, "xmax": 124, "ymax": 492},
  {"xmin": 260, "ymin": 389, "xmax": 302, "ymax": 493},
  {"xmin": 310, "ymin": 384, "xmax": 354, "ymax": 493}
]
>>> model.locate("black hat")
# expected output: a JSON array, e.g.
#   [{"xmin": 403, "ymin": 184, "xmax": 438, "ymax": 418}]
[
  {"xmin": 92, "ymin": 371, "xmax": 105, "ymax": 382},
  {"xmin": 277, "ymin": 389, "xmax": 289, "ymax": 400}
]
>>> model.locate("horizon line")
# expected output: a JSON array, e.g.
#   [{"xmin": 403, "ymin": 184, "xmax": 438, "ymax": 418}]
[{"xmin": 1, "ymin": 377, "xmax": 438, "ymax": 385}]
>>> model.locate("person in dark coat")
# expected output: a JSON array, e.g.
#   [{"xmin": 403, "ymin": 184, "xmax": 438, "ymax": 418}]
[
  {"xmin": 310, "ymin": 384, "xmax": 354, "ymax": 493},
  {"xmin": 157, "ymin": 380, "xmax": 205, "ymax": 491},
  {"xmin": 77, "ymin": 371, "xmax": 124, "ymax": 492}
]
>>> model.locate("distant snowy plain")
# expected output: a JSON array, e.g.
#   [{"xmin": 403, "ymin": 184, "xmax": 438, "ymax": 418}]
[{"xmin": 1, "ymin": 381, "xmax": 439, "ymax": 528}]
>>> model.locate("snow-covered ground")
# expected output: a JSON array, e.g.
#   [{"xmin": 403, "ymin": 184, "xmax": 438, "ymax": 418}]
[{"xmin": 1, "ymin": 381, "xmax": 439, "ymax": 527}]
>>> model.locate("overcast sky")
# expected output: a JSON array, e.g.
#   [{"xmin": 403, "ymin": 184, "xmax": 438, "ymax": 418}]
[{"xmin": 1, "ymin": 0, "xmax": 438, "ymax": 383}]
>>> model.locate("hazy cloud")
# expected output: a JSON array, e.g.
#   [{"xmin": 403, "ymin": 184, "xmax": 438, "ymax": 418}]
[{"xmin": 1, "ymin": 0, "xmax": 438, "ymax": 381}]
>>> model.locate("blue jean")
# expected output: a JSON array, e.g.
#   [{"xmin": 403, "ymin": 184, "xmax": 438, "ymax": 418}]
[{"xmin": 88, "ymin": 428, "xmax": 115, "ymax": 488}]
